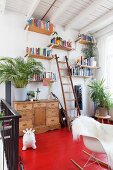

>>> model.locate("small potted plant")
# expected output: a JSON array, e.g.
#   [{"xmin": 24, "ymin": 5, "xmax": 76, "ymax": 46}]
[
  {"xmin": 88, "ymin": 79, "xmax": 113, "ymax": 116},
  {"xmin": 27, "ymin": 91, "xmax": 35, "ymax": 101}
]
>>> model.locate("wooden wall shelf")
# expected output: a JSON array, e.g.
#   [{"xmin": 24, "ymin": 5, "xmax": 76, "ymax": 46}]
[
  {"xmin": 80, "ymin": 65, "xmax": 100, "ymax": 69},
  {"xmin": 72, "ymin": 75, "xmax": 93, "ymax": 78},
  {"xmin": 48, "ymin": 44, "xmax": 73, "ymax": 51},
  {"xmin": 29, "ymin": 80, "xmax": 43, "ymax": 83},
  {"xmin": 28, "ymin": 54, "xmax": 54, "ymax": 60},
  {"xmin": 26, "ymin": 25, "xmax": 53, "ymax": 36},
  {"xmin": 29, "ymin": 79, "xmax": 56, "ymax": 83},
  {"xmin": 79, "ymin": 39, "xmax": 94, "ymax": 45}
]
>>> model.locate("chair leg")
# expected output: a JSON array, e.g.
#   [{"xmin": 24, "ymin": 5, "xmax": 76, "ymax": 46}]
[
  {"xmin": 83, "ymin": 150, "xmax": 109, "ymax": 169},
  {"xmin": 70, "ymin": 159, "xmax": 84, "ymax": 170}
]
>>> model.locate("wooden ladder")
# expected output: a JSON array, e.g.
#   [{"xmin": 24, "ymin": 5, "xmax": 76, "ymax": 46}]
[{"xmin": 55, "ymin": 54, "xmax": 81, "ymax": 129}]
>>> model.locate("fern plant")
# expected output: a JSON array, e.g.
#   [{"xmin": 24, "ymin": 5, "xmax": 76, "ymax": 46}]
[
  {"xmin": 0, "ymin": 57, "xmax": 44, "ymax": 88},
  {"xmin": 88, "ymin": 79, "xmax": 113, "ymax": 110}
]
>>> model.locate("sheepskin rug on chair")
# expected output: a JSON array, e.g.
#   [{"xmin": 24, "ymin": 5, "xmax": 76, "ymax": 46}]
[{"xmin": 72, "ymin": 116, "xmax": 113, "ymax": 169}]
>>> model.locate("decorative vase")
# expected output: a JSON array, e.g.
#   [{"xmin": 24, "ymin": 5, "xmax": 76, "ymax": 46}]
[{"xmin": 14, "ymin": 88, "xmax": 27, "ymax": 101}]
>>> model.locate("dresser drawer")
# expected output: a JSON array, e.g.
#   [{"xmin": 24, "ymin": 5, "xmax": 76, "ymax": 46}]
[
  {"xmin": 47, "ymin": 102, "xmax": 59, "ymax": 108},
  {"xmin": 46, "ymin": 117, "xmax": 59, "ymax": 126},
  {"xmin": 19, "ymin": 110, "xmax": 33, "ymax": 121},
  {"xmin": 34, "ymin": 103, "xmax": 46, "ymax": 108},
  {"xmin": 19, "ymin": 120, "xmax": 33, "ymax": 131},
  {"xmin": 46, "ymin": 109, "xmax": 59, "ymax": 117},
  {"xmin": 15, "ymin": 103, "xmax": 32, "ymax": 110}
]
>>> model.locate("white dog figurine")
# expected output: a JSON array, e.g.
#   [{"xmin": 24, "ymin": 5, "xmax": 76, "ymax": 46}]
[{"xmin": 22, "ymin": 128, "xmax": 36, "ymax": 150}]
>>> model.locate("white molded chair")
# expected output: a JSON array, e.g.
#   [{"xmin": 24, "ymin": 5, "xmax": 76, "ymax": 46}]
[{"xmin": 71, "ymin": 116, "xmax": 113, "ymax": 170}]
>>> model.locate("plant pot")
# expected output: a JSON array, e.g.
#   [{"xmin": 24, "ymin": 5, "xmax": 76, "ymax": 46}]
[
  {"xmin": 98, "ymin": 107, "xmax": 108, "ymax": 116},
  {"xmin": 14, "ymin": 88, "xmax": 27, "ymax": 101}
]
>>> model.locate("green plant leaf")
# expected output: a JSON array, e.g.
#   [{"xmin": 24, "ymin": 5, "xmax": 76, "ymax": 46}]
[
  {"xmin": 0, "ymin": 57, "xmax": 44, "ymax": 88},
  {"xmin": 88, "ymin": 79, "xmax": 113, "ymax": 110}
]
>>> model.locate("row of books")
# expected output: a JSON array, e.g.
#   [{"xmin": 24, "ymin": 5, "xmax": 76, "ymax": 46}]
[
  {"xmin": 26, "ymin": 47, "xmax": 52, "ymax": 57},
  {"xmin": 76, "ymin": 56, "xmax": 96, "ymax": 66},
  {"xmin": 51, "ymin": 38, "xmax": 72, "ymax": 48},
  {"xmin": 78, "ymin": 34, "xmax": 96, "ymax": 43},
  {"xmin": 27, "ymin": 18, "xmax": 54, "ymax": 32},
  {"xmin": 70, "ymin": 67, "xmax": 93, "ymax": 77},
  {"xmin": 31, "ymin": 72, "xmax": 56, "ymax": 81}
]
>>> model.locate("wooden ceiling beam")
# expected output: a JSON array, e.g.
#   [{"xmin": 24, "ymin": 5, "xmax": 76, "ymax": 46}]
[
  {"xmin": 26, "ymin": 0, "xmax": 40, "ymax": 20},
  {"xmin": 94, "ymin": 23, "xmax": 113, "ymax": 38},
  {"xmin": 65, "ymin": 0, "xmax": 108, "ymax": 30},
  {"xmin": 81, "ymin": 9, "xmax": 113, "ymax": 34},
  {"xmin": 0, "ymin": 0, "xmax": 6, "ymax": 14},
  {"xmin": 50, "ymin": 0, "xmax": 73, "ymax": 23}
]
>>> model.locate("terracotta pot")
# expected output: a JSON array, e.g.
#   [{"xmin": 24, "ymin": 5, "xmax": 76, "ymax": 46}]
[{"xmin": 98, "ymin": 107, "xmax": 108, "ymax": 116}]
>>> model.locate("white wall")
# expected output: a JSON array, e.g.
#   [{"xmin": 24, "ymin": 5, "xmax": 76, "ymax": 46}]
[{"xmin": 0, "ymin": 10, "xmax": 93, "ymax": 116}]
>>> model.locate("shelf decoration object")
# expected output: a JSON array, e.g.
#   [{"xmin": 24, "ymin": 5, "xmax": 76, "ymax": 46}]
[
  {"xmin": 26, "ymin": 18, "xmax": 54, "ymax": 35},
  {"xmin": 26, "ymin": 47, "xmax": 53, "ymax": 60}
]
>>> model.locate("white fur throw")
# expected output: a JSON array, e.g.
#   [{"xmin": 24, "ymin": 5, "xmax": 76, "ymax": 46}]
[{"xmin": 72, "ymin": 116, "xmax": 113, "ymax": 169}]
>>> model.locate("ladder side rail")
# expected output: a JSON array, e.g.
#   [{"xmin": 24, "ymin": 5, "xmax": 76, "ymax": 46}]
[
  {"xmin": 65, "ymin": 56, "xmax": 81, "ymax": 116},
  {"xmin": 55, "ymin": 54, "xmax": 70, "ymax": 128}
]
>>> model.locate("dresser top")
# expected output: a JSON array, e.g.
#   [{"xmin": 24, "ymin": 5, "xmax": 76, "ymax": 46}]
[{"xmin": 13, "ymin": 99, "xmax": 59, "ymax": 104}]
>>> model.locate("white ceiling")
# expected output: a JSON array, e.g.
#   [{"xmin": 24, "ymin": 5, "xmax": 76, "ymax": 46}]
[{"xmin": 2, "ymin": 0, "xmax": 113, "ymax": 34}]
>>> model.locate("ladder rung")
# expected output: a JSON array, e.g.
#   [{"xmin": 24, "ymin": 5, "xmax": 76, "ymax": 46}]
[
  {"xmin": 58, "ymin": 61, "xmax": 66, "ymax": 64},
  {"xmin": 64, "ymin": 91, "xmax": 73, "ymax": 93},
  {"xmin": 67, "ymin": 108, "xmax": 76, "ymax": 111},
  {"xmin": 66, "ymin": 99, "xmax": 75, "ymax": 102},
  {"xmin": 59, "ymin": 68, "xmax": 67, "ymax": 70},
  {"xmin": 61, "ymin": 76, "xmax": 70, "ymax": 78},
  {"xmin": 62, "ymin": 83, "xmax": 71, "ymax": 85}
]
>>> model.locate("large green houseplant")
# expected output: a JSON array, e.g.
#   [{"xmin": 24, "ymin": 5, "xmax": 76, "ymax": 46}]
[
  {"xmin": 88, "ymin": 79, "xmax": 113, "ymax": 116},
  {"xmin": 0, "ymin": 57, "xmax": 43, "ymax": 101}
]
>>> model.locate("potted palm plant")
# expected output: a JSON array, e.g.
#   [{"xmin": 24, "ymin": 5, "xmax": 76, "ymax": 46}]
[
  {"xmin": 0, "ymin": 57, "xmax": 43, "ymax": 101},
  {"xmin": 88, "ymin": 79, "xmax": 113, "ymax": 116}
]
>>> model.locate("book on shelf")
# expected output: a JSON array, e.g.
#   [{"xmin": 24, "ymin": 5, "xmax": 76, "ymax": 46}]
[
  {"xmin": 27, "ymin": 18, "xmax": 54, "ymax": 32},
  {"xmin": 76, "ymin": 56, "xmax": 97, "ymax": 67},
  {"xmin": 50, "ymin": 38, "xmax": 72, "ymax": 48},
  {"xmin": 76, "ymin": 34, "xmax": 96, "ymax": 44},
  {"xmin": 30, "ymin": 72, "xmax": 56, "ymax": 82},
  {"xmin": 26, "ymin": 47, "xmax": 52, "ymax": 57},
  {"xmin": 70, "ymin": 66, "xmax": 92, "ymax": 77}
]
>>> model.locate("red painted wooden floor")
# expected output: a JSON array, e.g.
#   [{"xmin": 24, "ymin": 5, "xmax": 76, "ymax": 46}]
[{"xmin": 19, "ymin": 128, "xmax": 107, "ymax": 170}]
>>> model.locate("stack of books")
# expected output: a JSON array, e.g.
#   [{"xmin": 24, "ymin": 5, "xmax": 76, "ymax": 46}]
[
  {"xmin": 51, "ymin": 38, "xmax": 72, "ymax": 48},
  {"xmin": 70, "ymin": 66, "xmax": 92, "ymax": 77},
  {"xmin": 30, "ymin": 72, "xmax": 56, "ymax": 82},
  {"xmin": 27, "ymin": 18, "xmax": 54, "ymax": 32},
  {"xmin": 76, "ymin": 56, "xmax": 96, "ymax": 66},
  {"xmin": 26, "ymin": 47, "xmax": 52, "ymax": 57}
]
